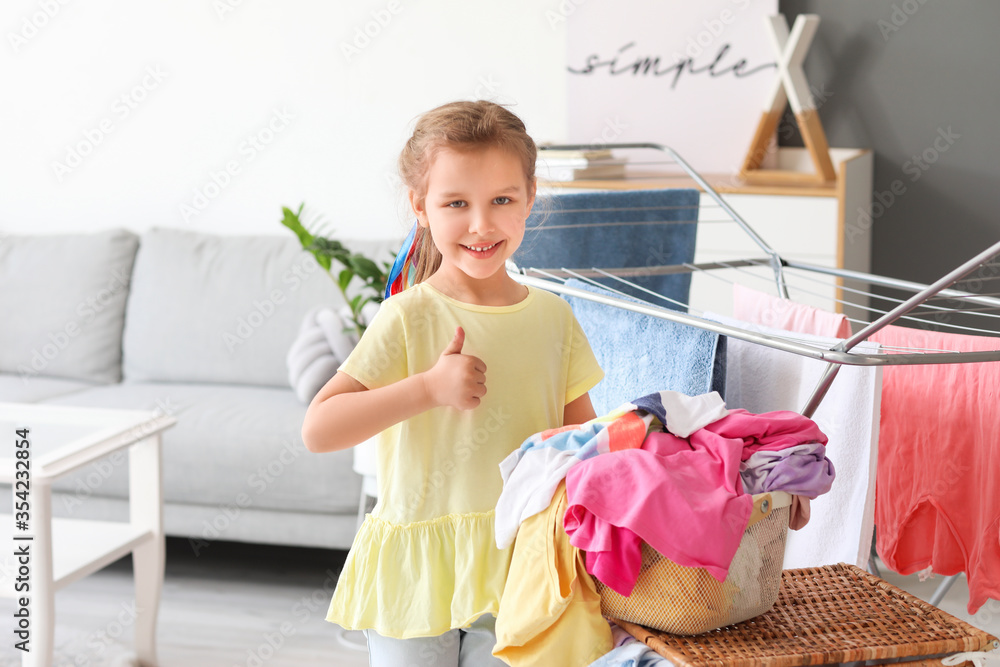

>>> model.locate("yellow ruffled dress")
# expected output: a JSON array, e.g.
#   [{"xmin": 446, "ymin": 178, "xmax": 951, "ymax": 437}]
[{"xmin": 325, "ymin": 283, "xmax": 604, "ymax": 639}]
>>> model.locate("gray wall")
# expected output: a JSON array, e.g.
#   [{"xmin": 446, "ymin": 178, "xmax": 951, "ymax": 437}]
[{"xmin": 778, "ymin": 1, "xmax": 1000, "ymax": 285}]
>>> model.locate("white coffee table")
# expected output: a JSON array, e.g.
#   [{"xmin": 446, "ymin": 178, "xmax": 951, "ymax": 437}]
[{"xmin": 0, "ymin": 402, "xmax": 176, "ymax": 667}]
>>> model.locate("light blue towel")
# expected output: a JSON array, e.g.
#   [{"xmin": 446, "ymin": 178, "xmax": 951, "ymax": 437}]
[
  {"xmin": 565, "ymin": 279, "xmax": 726, "ymax": 414},
  {"xmin": 513, "ymin": 189, "xmax": 699, "ymax": 309}
]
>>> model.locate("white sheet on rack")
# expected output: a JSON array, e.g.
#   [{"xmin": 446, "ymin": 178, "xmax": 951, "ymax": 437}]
[{"xmin": 704, "ymin": 313, "xmax": 882, "ymax": 570}]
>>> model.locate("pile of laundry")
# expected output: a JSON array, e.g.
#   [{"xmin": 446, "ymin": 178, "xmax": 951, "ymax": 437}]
[{"xmin": 492, "ymin": 390, "xmax": 835, "ymax": 667}]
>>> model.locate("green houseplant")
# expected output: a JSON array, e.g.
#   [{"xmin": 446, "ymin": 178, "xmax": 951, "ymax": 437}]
[{"xmin": 280, "ymin": 203, "xmax": 391, "ymax": 339}]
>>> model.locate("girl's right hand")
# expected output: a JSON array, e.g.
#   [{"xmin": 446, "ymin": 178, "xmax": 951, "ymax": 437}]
[{"xmin": 423, "ymin": 326, "xmax": 487, "ymax": 410}]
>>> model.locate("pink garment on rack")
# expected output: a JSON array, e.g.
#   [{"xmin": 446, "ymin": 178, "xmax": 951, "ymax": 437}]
[
  {"xmin": 563, "ymin": 410, "xmax": 826, "ymax": 595},
  {"xmin": 733, "ymin": 284, "xmax": 852, "ymax": 339},
  {"xmin": 869, "ymin": 324, "xmax": 1000, "ymax": 614}
]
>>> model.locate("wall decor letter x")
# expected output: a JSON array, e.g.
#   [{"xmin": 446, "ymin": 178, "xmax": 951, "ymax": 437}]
[{"xmin": 741, "ymin": 14, "xmax": 836, "ymax": 185}]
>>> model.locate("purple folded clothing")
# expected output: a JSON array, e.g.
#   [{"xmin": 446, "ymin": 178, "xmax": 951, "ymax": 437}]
[{"xmin": 739, "ymin": 443, "xmax": 835, "ymax": 498}]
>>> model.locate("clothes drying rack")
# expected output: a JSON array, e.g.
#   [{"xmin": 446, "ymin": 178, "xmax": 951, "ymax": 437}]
[{"xmin": 508, "ymin": 143, "xmax": 1000, "ymax": 615}]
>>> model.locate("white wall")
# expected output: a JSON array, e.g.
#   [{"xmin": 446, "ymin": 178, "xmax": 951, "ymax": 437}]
[{"xmin": 1, "ymin": 0, "xmax": 569, "ymax": 239}]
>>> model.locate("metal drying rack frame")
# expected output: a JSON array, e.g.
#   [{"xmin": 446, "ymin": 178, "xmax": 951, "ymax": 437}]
[
  {"xmin": 512, "ymin": 143, "xmax": 1000, "ymax": 603},
  {"xmin": 508, "ymin": 143, "xmax": 1000, "ymax": 420}
]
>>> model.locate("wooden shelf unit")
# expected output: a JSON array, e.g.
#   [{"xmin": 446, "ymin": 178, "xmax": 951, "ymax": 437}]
[{"xmin": 539, "ymin": 147, "xmax": 874, "ymax": 319}]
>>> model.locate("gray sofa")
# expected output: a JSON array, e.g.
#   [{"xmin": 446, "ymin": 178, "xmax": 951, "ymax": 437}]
[{"xmin": 0, "ymin": 227, "xmax": 398, "ymax": 550}]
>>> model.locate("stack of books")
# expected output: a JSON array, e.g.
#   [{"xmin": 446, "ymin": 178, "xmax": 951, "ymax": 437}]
[{"xmin": 535, "ymin": 148, "xmax": 627, "ymax": 182}]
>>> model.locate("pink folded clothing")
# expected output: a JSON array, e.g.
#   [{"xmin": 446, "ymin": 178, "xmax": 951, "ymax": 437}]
[
  {"xmin": 733, "ymin": 283, "xmax": 851, "ymax": 338},
  {"xmin": 869, "ymin": 324, "xmax": 1000, "ymax": 614},
  {"xmin": 704, "ymin": 408, "xmax": 828, "ymax": 461},
  {"xmin": 563, "ymin": 410, "xmax": 827, "ymax": 596}
]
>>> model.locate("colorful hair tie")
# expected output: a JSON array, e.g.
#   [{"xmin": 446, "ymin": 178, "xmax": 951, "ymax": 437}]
[{"xmin": 385, "ymin": 221, "xmax": 420, "ymax": 299}]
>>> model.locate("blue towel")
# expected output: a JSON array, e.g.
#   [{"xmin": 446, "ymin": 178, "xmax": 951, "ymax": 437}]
[
  {"xmin": 513, "ymin": 189, "xmax": 699, "ymax": 309},
  {"xmin": 564, "ymin": 279, "xmax": 726, "ymax": 414}
]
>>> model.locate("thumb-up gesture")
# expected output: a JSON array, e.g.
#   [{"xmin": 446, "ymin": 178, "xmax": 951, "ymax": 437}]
[{"xmin": 424, "ymin": 327, "xmax": 487, "ymax": 410}]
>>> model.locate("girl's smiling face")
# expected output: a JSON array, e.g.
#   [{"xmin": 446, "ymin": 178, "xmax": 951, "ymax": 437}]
[{"xmin": 411, "ymin": 144, "xmax": 535, "ymax": 302}]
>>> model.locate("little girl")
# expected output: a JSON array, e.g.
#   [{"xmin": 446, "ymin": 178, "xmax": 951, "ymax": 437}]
[{"xmin": 302, "ymin": 100, "xmax": 604, "ymax": 666}]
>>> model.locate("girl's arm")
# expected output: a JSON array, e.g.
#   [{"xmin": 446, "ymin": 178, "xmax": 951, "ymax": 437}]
[
  {"xmin": 564, "ymin": 392, "xmax": 597, "ymax": 426},
  {"xmin": 302, "ymin": 326, "xmax": 485, "ymax": 453},
  {"xmin": 301, "ymin": 371, "xmax": 432, "ymax": 453}
]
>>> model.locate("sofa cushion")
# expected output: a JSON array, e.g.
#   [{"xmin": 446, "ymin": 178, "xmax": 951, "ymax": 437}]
[
  {"xmin": 0, "ymin": 373, "xmax": 100, "ymax": 403},
  {"xmin": 0, "ymin": 229, "xmax": 139, "ymax": 383},
  {"xmin": 40, "ymin": 380, "xmax": 361, "ymax": 515},
  {"xmin": 122, "ymin": 228, "xmax": 398, "ymax": 387}
]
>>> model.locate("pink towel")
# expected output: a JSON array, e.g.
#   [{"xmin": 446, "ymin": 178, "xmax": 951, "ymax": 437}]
[
  {"xmin": 733, "ymin": 284, "xmax": 851, "ymax": 338},
  {"xmin": 869, "ymin": 324, "xmax": 1000, "ymax": 614}
]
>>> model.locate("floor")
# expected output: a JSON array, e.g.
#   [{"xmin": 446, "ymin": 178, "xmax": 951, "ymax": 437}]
[
  {"xmin": 0, "ymin": 538, "xmax": 369, "ymax": 667},
  {"xmin": 0, "ymin": 538, "xmax": 997, "ymax": 667}
]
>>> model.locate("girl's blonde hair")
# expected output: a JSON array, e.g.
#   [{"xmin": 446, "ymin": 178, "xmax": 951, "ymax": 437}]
[{"xmin": 398, "ymin": 100, "xmax": 537, "ymax": 284}]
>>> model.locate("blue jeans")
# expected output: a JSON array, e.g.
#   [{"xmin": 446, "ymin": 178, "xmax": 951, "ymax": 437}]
[{"xmin": 364, "ymin": 614, "xmax": 507, "ymax": 667}]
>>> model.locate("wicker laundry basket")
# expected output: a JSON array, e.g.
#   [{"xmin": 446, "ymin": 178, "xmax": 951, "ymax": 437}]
[{"xmin": 597, "ymin": 491, "xmax": 792, "ymax": 635}]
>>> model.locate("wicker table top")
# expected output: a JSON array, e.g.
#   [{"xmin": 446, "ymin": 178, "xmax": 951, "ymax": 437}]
[{"xmin": 618, "ymin": 563, "xmax": 999, "ymax": 667}]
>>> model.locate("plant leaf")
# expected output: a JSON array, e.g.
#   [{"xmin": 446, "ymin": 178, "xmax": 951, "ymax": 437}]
[
  {"xmin": 349, "ymin": 255, "xmax": 382, "ymax": 281},
  {"xmin": 307, "ymin": 237, "xmax": 346, "ymax": 254},
  {"xmin": 280, "ymin": 204, "xmax": 313, "ymax": 248},
  {"xmin": 338, "ymin": 269, "xmax": 353, "ymax": 292},
  {"xmin": 278, "ymin": 203, "xmax": 386, "ymax": 315}
]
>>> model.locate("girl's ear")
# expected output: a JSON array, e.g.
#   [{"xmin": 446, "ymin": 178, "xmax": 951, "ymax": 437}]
[
  {"xmin": 409, "ymin": 189, "xmax": 429, "ymax": 228},
  {"xmin": 524, "ymin": 178, "xmax": 537, "ymax": 217}
]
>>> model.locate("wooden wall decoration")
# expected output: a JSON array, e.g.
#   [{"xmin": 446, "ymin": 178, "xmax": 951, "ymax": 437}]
[{"xmin": 741, "ymin": 14, "xmax": 837, "ymax": 185}]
